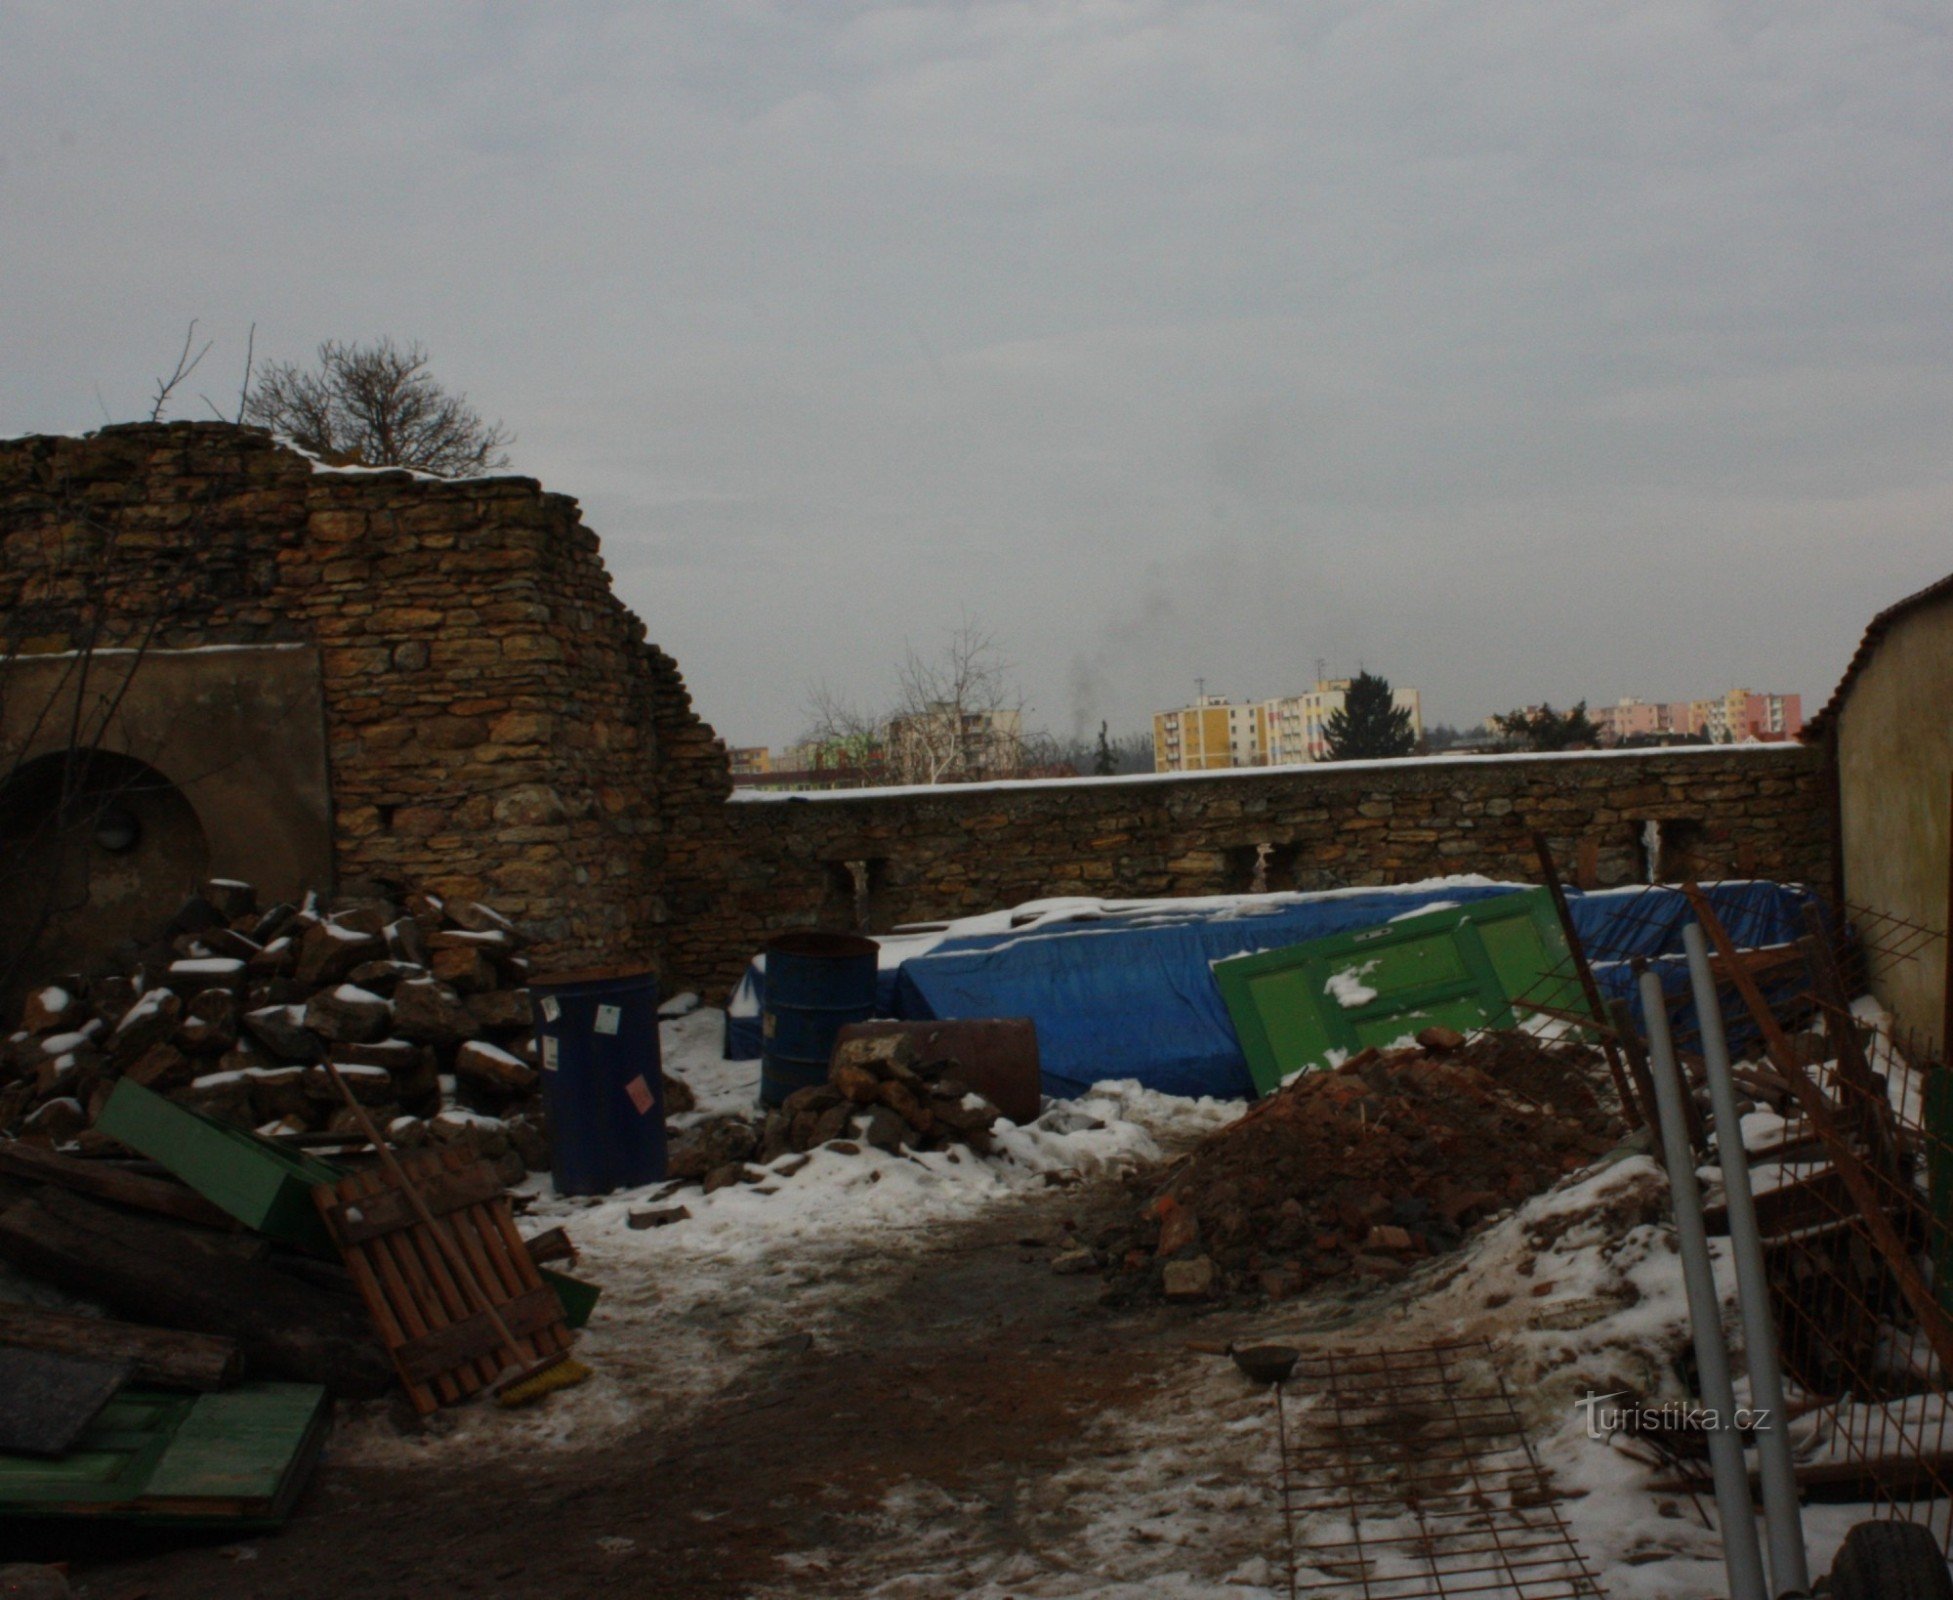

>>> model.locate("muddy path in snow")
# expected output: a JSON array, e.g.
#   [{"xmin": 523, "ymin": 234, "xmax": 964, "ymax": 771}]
[{"xmin": 63, "ymin": 1167, "xmax": 1271, "ymax": 1600}]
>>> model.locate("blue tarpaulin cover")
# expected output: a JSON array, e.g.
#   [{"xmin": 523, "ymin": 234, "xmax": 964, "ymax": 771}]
[{"xmin": 723, "ymin": 879, "xmax": 1821, "ymax": 1101}]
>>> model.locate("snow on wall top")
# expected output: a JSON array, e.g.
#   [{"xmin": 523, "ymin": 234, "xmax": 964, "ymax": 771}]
[{"xmin": 731, "ymin": 740, "xmax": 1810, "ymax": 805}]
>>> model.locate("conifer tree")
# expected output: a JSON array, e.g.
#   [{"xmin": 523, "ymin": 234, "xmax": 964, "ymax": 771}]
[
  {"xmin": 1490, "ymin": 702, "xmax": 1601, "ymax": 752},
  {"xmin": 1322, "ymin": 671, "xmax": 1417, "ymax": 760}
]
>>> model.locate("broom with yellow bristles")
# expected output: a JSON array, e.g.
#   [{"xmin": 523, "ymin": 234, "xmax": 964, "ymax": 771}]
[{"xmin": 320, "ymin": 1061, "xmax": 592, "ymax": 1407}]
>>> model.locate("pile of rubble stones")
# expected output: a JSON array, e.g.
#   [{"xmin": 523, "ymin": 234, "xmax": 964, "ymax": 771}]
[
  {"xmin": 2, "ymin": 878, "xmax": 550, "ymax": 1183},
  {"xmin": 1092, "ymin": 1028, "xmax": 1623, "ymax": 1304},
  {"xmin": 660, "ymin": 1032, "xmax": 1009, "ymax": 1195}
]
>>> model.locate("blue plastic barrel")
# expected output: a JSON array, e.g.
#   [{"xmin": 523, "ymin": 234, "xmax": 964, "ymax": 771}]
[
  {"xmin": 529, "ymin": 965, "xmax": 666, "ymax": 1196},
  {"xmin": 760, "ymin": 930, "xmax": 879, "ymax": 1108}
]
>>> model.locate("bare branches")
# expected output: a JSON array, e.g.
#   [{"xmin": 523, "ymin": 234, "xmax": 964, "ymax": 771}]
[
  {"xmin": 242, "ymin": 338, "xmax": 513, "ymax": 476},
  {"xmin": 889, "ymin": 620, "xmax": 1024, "ymax": 784},
  {"xmin": 199, "ymin": 322, "xmax": 257, "ymax": 425},
  {"xmin": 149, "ymin": 321, "xmax": 214, "ymax": 423},
  {"xmin": 235, "ymin": 322, "xmax": 255, "ymax": 425},
  {"xmin": 800, "ymin": 619, "xmax": 1029, "ymax": 786}
]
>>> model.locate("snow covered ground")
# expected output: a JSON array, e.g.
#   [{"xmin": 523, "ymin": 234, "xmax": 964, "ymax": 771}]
[
  {"xmin": 763, "ymin": 1152, "xmax": 1882, "ymax": 1600},
  {"xmin": 332, "ymin": 1004, "xmax": 1242, "ymax": 1467},
  {"xmin": 335, "ymin": 1002, "xmax": 1930, "ymax": 1599}
]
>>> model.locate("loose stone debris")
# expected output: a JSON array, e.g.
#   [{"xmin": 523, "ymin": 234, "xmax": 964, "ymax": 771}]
[
  {"xmin": 660, "ymin": 1031, "xmax": 1011, "ymax": 1194},
  {"xmin": 1096, "ymin": 1028, "xmax": 1624, "ymax": 1303}
]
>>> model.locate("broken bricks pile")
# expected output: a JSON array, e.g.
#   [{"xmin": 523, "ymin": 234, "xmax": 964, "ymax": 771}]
[
  {"xmin": 661, "ymin": 1033, "xmax": 1008, "ymax": 1195},
  {"xmin": 1, "ymin": 878, "xmax": 548, "ymax": 1181},
  {"xmin": 1099, "ymin": 1029, "xmax": 1623, "ymax": 1304}
]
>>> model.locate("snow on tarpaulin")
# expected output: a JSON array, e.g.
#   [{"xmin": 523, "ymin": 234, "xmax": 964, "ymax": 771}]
[
  {"xmin": 891, "ymin": 881, "xmax": 1533, "ymax": 1098},
  {"xmin": 722, "ymin": 880, "xmax": 1523, "ymax": 1071},
  {"xmin": 724, "ymin": 879, "xmax": 1823, "ymax": 1100}
]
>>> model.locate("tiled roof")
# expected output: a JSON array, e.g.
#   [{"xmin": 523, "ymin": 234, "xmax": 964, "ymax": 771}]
[{"xmin": 1804, "ymin": 570, "xmax": 1953, "ymax": 740}]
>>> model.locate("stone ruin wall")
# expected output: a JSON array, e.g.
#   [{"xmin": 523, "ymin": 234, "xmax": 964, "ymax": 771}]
[
  {"xmin": 657, "ymin": 745, "xmax": 1833, "ymax": 998},
  {"xmin": 0, "ymin": 423, "xmax": 1836, "ymax": 1004},
  {"xmin": 642, "ymin": 640, "xmax": 735, "ymax": 948},
  {"xmin": 0, "ymin": 421, "xmax": 697, "ymax": 975}
]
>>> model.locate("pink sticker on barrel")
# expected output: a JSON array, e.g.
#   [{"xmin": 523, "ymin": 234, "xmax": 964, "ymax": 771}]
[{"xmin": 625, "ymin": 1074, "xmax": 654, "ymax": 1115}]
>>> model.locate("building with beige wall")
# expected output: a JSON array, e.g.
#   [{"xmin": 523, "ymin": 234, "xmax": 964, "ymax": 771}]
[
  {"xmin": 1263, "ymin": 680, "xmax": 1423, "ymax": 765},
  {"xmin": 1807, "ymin": 573, "xmax": 1953, "ymax": 1048},
  {"xmin": 1595, "ymin": 698, "xmax": 1673, "ymax": 742},
  {"xmin": 887, "ymin": 703, "xmax": 1024, "ymax": 783}
]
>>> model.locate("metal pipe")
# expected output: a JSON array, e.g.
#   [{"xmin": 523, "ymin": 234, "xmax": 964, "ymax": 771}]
[
  {"xmin": 1639, "ymin": 966, "xmax": 1769, "ymax": 1600},
  {"xmin": 1684, "ymin": 922, "xmax": 1810, "ymax": 1598}
]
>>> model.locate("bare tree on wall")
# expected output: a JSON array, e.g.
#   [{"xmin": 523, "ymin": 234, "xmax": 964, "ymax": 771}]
[{"xmin": 243, "ymin": 338, "xmax": 513, "ymax": 476}]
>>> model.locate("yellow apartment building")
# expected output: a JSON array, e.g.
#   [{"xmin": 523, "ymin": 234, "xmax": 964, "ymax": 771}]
[{"xmin": 1152, "ymin": 696, "xmax": 1267, "ymax": 771}]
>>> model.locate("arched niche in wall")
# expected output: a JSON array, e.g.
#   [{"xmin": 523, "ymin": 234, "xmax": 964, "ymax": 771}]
[
  {"xmin": 0, "ymin": 748, "xmax": 210, "ymax": 990},
  {"xmin": 0, "ymin": 643, "xmax": 333, "ymax": 994}
]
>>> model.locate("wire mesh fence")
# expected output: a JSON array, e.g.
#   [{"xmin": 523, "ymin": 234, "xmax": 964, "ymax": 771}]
[{"xmin": 1482, "ymin": 863, "xmax": 1953, "ymax": 1549}]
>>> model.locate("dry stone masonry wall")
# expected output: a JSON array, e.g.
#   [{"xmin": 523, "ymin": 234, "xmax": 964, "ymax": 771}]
[
  {"xmin": 0, "ymin": 422, "xmax": 705, "ymax": 974},
  {"xmin": 659, "ymin": 746, "xmax": 1830, "ymax": 996}
]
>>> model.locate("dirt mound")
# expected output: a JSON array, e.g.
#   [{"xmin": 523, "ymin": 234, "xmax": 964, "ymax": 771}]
[{"xmin": 1101, "ymin": 1030, "xmax": 1623, "ymax": 1303}]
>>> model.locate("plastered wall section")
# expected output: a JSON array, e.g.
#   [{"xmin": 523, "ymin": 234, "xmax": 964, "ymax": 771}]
[
  {"xmin": 0, "ymin": 643, "xmax": 332, "ymax": 900},
  {"xmin": 1835, "ymin": 592, "xmax": 1953, "ymax": 1042}
]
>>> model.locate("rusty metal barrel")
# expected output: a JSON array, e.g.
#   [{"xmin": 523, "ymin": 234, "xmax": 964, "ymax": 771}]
[
  {"xmin": 760, "ymin": 930, "xmax": 879, "ymax": 1108},
  {"xmin": 830, "ymin": 1018, "xmax": 1042, "ymax": 1124}
]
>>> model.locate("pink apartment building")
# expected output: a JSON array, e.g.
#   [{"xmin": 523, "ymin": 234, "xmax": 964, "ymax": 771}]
[{"xmin": 1595, "ymin": 690, "xmax": 1802, "ymax": 744}]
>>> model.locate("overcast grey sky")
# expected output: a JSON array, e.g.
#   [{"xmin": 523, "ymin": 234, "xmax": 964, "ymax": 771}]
[{"xmin": 4, "ymin": 2, "xmax": 1949, "ymax": 747}]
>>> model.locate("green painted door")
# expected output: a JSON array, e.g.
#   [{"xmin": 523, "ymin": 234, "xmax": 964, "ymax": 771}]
[{"xmin": 1214, "ymin": 889, "xmax": 1582, "ymax": 1094}]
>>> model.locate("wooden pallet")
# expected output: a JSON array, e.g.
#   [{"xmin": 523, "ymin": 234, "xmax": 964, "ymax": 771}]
[{"xmin": 312, "ymin": 1149, "xmax": 573, "ymax": 1414}]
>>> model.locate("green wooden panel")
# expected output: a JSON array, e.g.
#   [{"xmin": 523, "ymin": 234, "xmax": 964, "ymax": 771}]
[
  {"xmin": 0, "ymin": 1384, "xmax": 327, "ymax": 1527},
  {"xmin": 97, "ymin": 1078, "xmax": 343, "ymax": 1252},
  {"xmin": 1474, "ymin": 904, "xmax": 1569, "ymax": 1008},
  {"xmin": 541, "ymin": 1266, "xmax": 600, "ymax": 1330},
  {"xmin": 142, "ymin": 1385, "xmax": 327, "ymax": 1503},
  {"xmin": 1214, "ymin": 889, "xmax": 1582, "ymax": 1095},
  {"xmin": 0, "ymin": 1395, "xmax": 188, "ymax": 1504}
]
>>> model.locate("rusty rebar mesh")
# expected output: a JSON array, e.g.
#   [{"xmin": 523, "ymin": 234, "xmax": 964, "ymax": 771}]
[
  {"xmin": 1550, "ymin": 891, "xmax": 1953, "ymax": 1547},
  {"xmin": 1457, "ymin": 885, "xmax": 1947, "ymax": 1125},
  {"xmin": 1281, "ymin": 1340, "xmax": 1605, "ymax": 1598},
  {"xmin": 1836, "ymin": 901, "xmax": 1950, "ymax": 996}
]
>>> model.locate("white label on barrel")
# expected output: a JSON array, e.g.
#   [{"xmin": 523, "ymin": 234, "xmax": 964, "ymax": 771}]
[
  {"xmin": 594, "ymin": 1003, "xmax": 622, "ymax": 1036},
  {"xmin": 540, "ymin": 996, "xmax": 562, "ymax": 1022},
  {"xmin": 624, "ymin": 1074, "xmax": 654, "ymax": 1115},
  {"xmin": 541, "ymin": 1036, "xmax": 560, "ymax": 1071}
]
